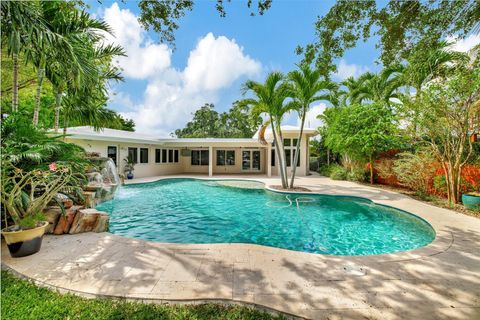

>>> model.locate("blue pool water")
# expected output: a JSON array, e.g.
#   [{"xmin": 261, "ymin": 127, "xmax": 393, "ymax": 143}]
[{"xmin": 97, "ymin": 178, "xmax": 435, "ymax": 255}]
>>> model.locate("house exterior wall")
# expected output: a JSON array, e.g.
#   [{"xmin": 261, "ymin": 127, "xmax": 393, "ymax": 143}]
[{"xmin": 66, "ymin": 131, "xmax": 312, "ymax": 178}]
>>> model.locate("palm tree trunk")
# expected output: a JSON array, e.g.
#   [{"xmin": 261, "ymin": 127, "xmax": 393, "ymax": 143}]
[
  {"xmin": 275, "ymin": 122, "xmax": 289, "ymax": 189},
  {"xmin": 289, "ymin": 109, "xmax": 306, "ymax": 188},
  {"xmin": 12, "ymin": 53, "xmax": 19, "ymax": 112},
  {"xmin": 33, "ymin": 58, "xmax": 45, "ymax": 126},
  {"xmin": 54, "ymin": 91, "xmax": 62, "ymax": 132},
  {"xmin": 271, "ymin": 118, "xmax": 288, "ymax": 189}
]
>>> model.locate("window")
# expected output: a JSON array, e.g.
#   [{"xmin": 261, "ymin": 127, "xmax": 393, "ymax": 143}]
[
  {"xmin": 191, "ymin": 150, "xmax": 209, "ymax": 166},
  {"xmin": 155, "ymin": 149, "xmax": 161, "ymax": 163},
  {"xmin": 128, "ymin": 147, "xmax": 138, "ymax": 163},
  {"xmin": 283, "ymin": 140, "xmax": 300, "ymax": 167},
  {"xmin": 242, "ymin": 150, "xmax": 261, "ymax": 171},
  {"xmin": 168, "ymin": 149, "xmax": 174, "ymax": 163},
  {"xmin": 226, "ymin": 150, "xmax": 235, "ymax": 165},
  {"xmin": 271, "ymin": 149, "xmax": 275, "ymax": 166},
  {"xmin": 162, "ymin": 149, "xmax": 167, "ymax": 163},
  {"xmin": 140, "ymin": 148, "xmax": 149, "ymax": 163},
  {"xmin": 174, "ymin": 150, "xmax": 179, "ymax": 163},
  {"xmin": 107, "ymin": 146, "xmax": 117, "ymax": 165},
  {"xmin": 216, "ymin": 150, "xmax": 235, "ymax": 166}
]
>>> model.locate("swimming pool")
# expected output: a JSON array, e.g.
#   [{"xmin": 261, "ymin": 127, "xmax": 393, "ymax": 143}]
[{"xmin": 97, "ymin": 178, "xmax": 435, "ymax": 255}]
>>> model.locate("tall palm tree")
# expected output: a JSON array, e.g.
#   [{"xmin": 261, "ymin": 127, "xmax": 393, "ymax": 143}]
[
  {"xmin": 31, "ymin": 1, "xmax": 120, "ymax": 128},
  {"xmin": 287, "ymin": 63, "xmax": 337, "ymax": 188},
  {"xmin": 240, "ymin": 72, "xmax": 292, "ymax": 188},
  {"xmin": 1, "ymin": 1, "xmax": 48, "ymax": 113}
]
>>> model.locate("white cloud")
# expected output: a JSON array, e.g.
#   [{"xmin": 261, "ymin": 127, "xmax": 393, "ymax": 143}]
[
  {"xmin": 183, "ymin": 33, "xmax": 261, "ymax": 91},
  {"xmin": 296, "ymin": 103, "xmax": 327, "ymax": 129},
  {"xmin": 102, "ymin": 3, "xmax": 262, "ymax": 135},
  {"xmin": 333, "ymin": 59, "xmax": 369, "ymax": 80},
  {"xmin": 447, "ymin": 34, "xmax": 480, "ymax": 53},
  {"xmin": 103, "ymin": 3, "xmax": 171, "ymax": 79}
]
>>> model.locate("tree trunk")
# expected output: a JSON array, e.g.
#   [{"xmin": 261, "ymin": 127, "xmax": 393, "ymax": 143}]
[
  {"xmin": 271, "ymin": 119, "xmax": 288, "ymax": 189},
  {"xmin": 33, "ymin": 59, "xmax": 45, "ymax": 126},
  {"xmin": 369, "ymin": 155, "xmax": 374, "ymax": 184},
  {"xmin": 54, "ymin": 92, "xmax": 62, "ymax": 132},
  {"xmin": 289, "ymin": 110, "xmax": 306, "ymax": 188},
  {"xmin": 12, "ymin": 53, "xmax": 19, "ymax": 112},
  {"xmin": 327, "ymin": 149, "xmax": 330, "ymax": 166},
  {"xmin": 276, "ymin": 123, "xmax": 289, "ymax": 189}
]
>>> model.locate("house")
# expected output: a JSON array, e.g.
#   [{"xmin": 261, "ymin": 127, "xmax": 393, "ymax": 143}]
[{"xmin": 64, "ymin": 126, "xmax": 318, "ymax": 178}]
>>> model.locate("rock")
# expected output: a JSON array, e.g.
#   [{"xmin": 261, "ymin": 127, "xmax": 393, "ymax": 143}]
[
  {"xmin": 92, "ymin": 213, "xmax": 109, "ymax": 232},
  {"xmin": 43, "ymin": 207, "xmax": 62, "ymax": 234},
  {"xmin": 53, "ymin": 205, "xmax": 82, "ymax": 235},
  {"xmin": 69, "ymin": 209, "xmax": 109, "ymax": 234},
  {"xmin": 82, "ymin": 191, "xmax": 96, "ymax": 208}
]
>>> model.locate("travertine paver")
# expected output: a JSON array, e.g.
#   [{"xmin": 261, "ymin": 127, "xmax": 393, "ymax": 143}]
[{"xmin": 2, "ymin": 175, "xmax": 480, "ymax": 319}]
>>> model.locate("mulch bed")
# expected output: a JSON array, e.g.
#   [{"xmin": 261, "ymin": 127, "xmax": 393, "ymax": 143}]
[{"xmin": 269, "ymin": 185, "xmax": 311, "ymax": 192}]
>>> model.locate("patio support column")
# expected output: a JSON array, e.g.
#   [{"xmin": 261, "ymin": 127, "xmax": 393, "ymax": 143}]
[
  {"xmin": 208, "ymin": 146, "xmax": 213, "ymax": 177},
  {"xmin": 267, "ymin": 144, "xmax": 272, "ymax": 177}
]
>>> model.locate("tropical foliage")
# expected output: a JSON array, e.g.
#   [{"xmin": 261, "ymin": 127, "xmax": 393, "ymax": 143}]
[{"xmin": 1, "ymin": 1, "xmax": 128, "ymax": 133}]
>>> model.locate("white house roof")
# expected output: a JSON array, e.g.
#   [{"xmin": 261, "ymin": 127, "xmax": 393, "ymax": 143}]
[
  {"xmin": 63, "ymin": 125, "xmax": 317, "ymax": 146},
  {"xmin": 252, "ymin": 125, "xmax": 318, "ymax": 140}
]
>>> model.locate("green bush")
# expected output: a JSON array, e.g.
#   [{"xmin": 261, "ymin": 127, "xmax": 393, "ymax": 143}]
[
  {"xmin": 347, "ymin": 167, "xmax": 367, "ymax": 182},
  {"xmin": 433, "ymin": 175, "xmax": 447, "ymax": 192},
  {"xmin": 319, "ymin": 164, "xmax": 340, "ymax": 177},
  {"xmin": 330, "ymin": 166, "xmax": 348, "ymax": 180}
]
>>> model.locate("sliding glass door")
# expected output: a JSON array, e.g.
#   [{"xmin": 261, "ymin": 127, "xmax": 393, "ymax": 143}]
[{"xmin": 242, "ymin": 150, "xmax": 261, "ymax": 171}]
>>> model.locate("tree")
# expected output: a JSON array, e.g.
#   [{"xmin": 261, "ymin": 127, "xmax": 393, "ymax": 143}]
[
  {"xmin": 299, "ymin": 0, "xmax": 480, "ymax": 75},
  {"xmin": 137, "ymin": 0, "xmax": 272, "ymax": 47},
  {"xmin": 287, "ymin": 63, "xmax": 336, "ymax": 188},
  {"xmin": 1, "ymin": 1, "xmax": 49, "ymax": 112},
  {"xmin": 175, "ymin": 104, "xmax": 219, "ymax": 138},
  {"xmin": 240, "ymin": 72, "xmax": 293, "ymax": 188},
  {"xmin": 398, "ymin": 40, "xmax": 469, "ymax": 138},
  {"xmin": 322, "ymin": 103, "xmax": 402, "ymax": 184},
  {"xmin": 415, "ymin": 65, "xmax": 480, "ymax": 204},
  {"xmin": 175, "ymin": 103, "xmax": 261, "ymax": 138}
]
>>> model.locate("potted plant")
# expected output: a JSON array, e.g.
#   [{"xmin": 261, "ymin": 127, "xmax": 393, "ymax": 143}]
[
  {"xmin": 123, "ymin": 156, "xmax": 136, "ymax": 179},
  {"xmin": 462, "ymin": 180, "xmax": 480, "ymax": 210},
  {"xmin": 1, "ymin": 162, "xmax": 78, "ymax": 257}
]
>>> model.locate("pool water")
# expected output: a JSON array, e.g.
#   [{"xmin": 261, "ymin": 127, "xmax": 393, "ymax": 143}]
[{"xmin": 97, "ymin": 178, "xmax": 435, "ymax": 256}]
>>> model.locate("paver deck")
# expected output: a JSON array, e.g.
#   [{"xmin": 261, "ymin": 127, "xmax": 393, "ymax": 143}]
[{"xmin": 2, "ymin": 175, "xmax": 480, "ymax": 319}]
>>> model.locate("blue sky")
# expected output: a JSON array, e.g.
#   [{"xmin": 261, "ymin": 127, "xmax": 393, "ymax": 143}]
[{"xmin": 91, "ymin": 1, "xmax": 381, "ymax": 135}]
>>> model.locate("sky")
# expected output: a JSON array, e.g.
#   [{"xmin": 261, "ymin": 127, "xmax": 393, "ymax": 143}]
[{"xmin": 90, "ymin": 1, "xmax": 479, "ymax": 136}]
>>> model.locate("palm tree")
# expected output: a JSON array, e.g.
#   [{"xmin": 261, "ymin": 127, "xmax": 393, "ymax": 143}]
[
  {"xmin": 1, "ymin": 1, "xmax": 48, "ymax": 113},
  {"xmin": 240, "ymin": 72, "xmax": 292, "ymax": 188},
  {"xmin": 32, "ymin": 1, "xmax": 122, "ymax": 128},
  {"xmin": 351, "ymin": 65, "xmax": 404, "ymax": 106},
  {"xmin": 287, "ymin": 63, "xmax": 337, "ymax": 188}
]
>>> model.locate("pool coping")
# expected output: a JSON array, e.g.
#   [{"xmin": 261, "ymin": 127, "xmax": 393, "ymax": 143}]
[{"xmin": 2, "ymin": 174, "xmax": 479, "ymax": 319}]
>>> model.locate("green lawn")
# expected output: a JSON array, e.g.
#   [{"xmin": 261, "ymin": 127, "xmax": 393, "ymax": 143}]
[{"xmin": 1, "ymin": 271, "xmax": 284, "ymax": 320}]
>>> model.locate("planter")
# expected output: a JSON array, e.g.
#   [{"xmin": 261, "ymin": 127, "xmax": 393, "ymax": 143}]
[
  {"xmin": 462, "ymin": 193, "xmax": 480, "ymax": 210},
  {"xmin": 126, "ymin": 172, "xmax": 134, "ymax": 179},
  {"xmin": 2, "ymin": 221, "xmax": 49, "ymax": 258}
]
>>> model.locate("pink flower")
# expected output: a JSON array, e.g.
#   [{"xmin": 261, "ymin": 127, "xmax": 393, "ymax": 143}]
[{"xmin": 48, "ymin": 163, "xmax": 57, "ymax": 172}]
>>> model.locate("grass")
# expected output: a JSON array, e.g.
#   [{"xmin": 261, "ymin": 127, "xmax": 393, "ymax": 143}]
[{"xmin": 1, "ymin": 270, "xmax": 284, "ymax": 320}]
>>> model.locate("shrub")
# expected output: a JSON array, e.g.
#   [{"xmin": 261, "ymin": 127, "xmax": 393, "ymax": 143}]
[
  {"xmin": 330, "ymin": 166, "xmax": 348, "ymax": 180},
  {"xmin": 433, "ymin": 175, "xmax": 447, "ymax": 193},
  {"xmin": 393, "ymin": 149, "xmax": 437, "ymax": 194},
  {"xmin": 319, "ymin": 164, "xmax": 337, "ymax": 176},
  {"xmin": 347, "ymin": 167, "xmax": 367, "ymax": 182}
]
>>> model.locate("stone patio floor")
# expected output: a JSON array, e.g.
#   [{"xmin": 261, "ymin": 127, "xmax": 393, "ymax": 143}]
[{"xmin": 2, "ymin": 175, "xmax": 480, "ymax": 319}]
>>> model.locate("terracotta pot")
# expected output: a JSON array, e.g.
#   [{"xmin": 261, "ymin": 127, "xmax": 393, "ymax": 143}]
[{"xmin": 2, "ymin": 221, "xmax": 48, "ymax": 258}]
